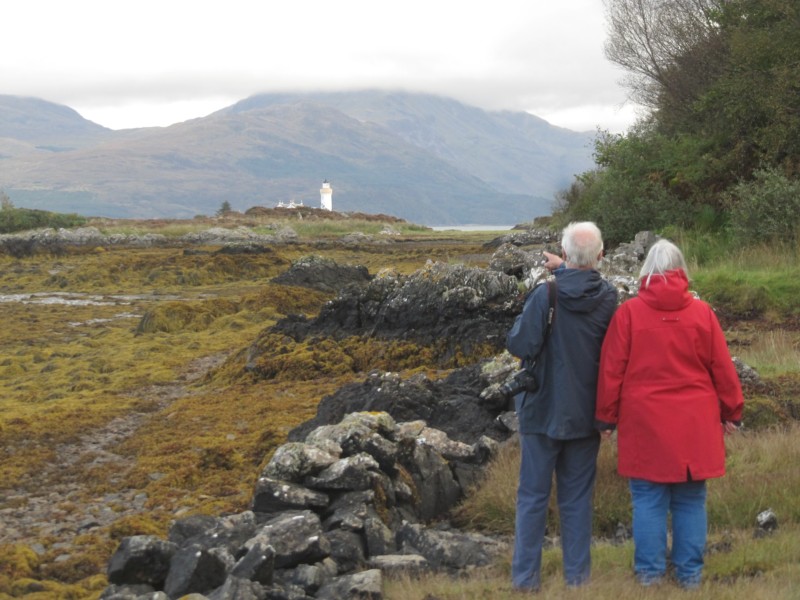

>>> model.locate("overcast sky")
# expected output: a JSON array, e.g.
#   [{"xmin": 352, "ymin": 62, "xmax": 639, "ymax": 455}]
[{"xmin": 2, "ymin": 0, "xmax": 643, "ymax": 133}]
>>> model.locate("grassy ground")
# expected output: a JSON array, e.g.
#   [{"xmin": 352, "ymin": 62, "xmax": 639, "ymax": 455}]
[{"xmin": 0, "ymin": 218, "xmax": 798, "ymax": 598}]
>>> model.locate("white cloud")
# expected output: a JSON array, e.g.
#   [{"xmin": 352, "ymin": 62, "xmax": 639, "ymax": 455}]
[{"xmin": 2, "ymin": 0, "xmax": 642, "ymax": 133}]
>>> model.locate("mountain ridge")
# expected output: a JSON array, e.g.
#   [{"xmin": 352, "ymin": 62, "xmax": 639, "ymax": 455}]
[{"xmin": 0, "ymin": 91, "xmax": 596, "ymax": 225}]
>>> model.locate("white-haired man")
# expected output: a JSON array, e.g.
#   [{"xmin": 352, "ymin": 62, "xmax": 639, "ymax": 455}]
[{"xmin": 507, "ymin": 221, "xmax": 617, "ymax": 591}]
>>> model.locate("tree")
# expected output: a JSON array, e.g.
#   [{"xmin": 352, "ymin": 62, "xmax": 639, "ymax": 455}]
[
  {"xmin": 0, "ymin": 190, "xmax": 13, "ymax": 210},
  {"xmin": 216, "ymin": 200, "xmax": 233, "ymax": 216},
  {"xmin": 604, "ymin": 0, "xmax": 725, "ymax": 116}
]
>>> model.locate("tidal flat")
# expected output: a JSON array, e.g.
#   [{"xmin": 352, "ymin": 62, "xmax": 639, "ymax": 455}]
[{"xmin": 0, "ymin": 218, "xmax": 505, "ymax": 596}]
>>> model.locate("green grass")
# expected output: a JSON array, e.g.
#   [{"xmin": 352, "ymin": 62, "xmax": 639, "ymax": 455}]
[{"xmin": 384, "ymin": 525, "xmax": 800, "ymax": 599}]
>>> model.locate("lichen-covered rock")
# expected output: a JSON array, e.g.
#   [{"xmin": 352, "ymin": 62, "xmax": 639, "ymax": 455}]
[
  {"xmin": 482, "ymin": 228, "xmax": 556, "ymax": 249},
  {"xmin": 244, "ymin": 511, "xmax": 331, "ymax": 570},
  {"xmin": 304, "ymin": 453, "xmax": 382, "ymax": 491},
  {"xmin": 252, "ymin": 477, "xmax": 330, "ymax": 513},
  {"xmin": 396, "ymin": 522, "xmax": 509, "ymax": 570},
  {"xmin": 488, "ymin": 242, "xmax": 543, "ymax": 278},
  {"xmin": 262, "ymin": 442, "xmax": 342, "ymax": 482},
  {"xmin": 268, "ymin": 261, "xmax": 521, "ymax": 358}
]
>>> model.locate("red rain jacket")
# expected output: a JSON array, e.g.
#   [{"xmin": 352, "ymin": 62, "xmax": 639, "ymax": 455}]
[{"xmin": 596, "ymin": 269, "xmax": 744, "ymax": 483}]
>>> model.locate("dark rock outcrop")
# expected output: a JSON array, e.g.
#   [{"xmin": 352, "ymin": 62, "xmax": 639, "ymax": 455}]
[
  {"xmin": 266, "ymin": 261, "xmax": 522, "ymax": 365},
  {"xmin": 286, "ymin": 363, "xmax": 515, "ymax": 446},
  {"xmin": 272, "ymin": 255, "xmax": 372, "ymax": 293}
]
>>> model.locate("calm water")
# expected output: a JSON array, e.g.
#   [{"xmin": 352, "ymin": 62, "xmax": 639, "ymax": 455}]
[{"xmin": 430, "ymin": 224, "xmax": 515, "ymax": 231}]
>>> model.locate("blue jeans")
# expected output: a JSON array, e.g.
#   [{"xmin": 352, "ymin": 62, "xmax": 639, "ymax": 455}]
[
  {"xmin": 512, "ymin": 433, "xmax": 600, "ymax": 590},
  {"xmin": 629, "ymin": 479, "xmax": 707, "ymax": 587}
]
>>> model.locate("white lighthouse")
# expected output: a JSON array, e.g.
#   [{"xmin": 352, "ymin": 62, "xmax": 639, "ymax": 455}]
[{"xmin": 320, "ymin": 180, "xmax": 333, "ymax": 211}]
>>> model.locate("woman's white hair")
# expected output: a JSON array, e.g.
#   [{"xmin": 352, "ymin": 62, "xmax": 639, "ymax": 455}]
[
  {"xmin": 561, "ymin": 221, "xmax": 604, "ymax": 268},
  {"xmin": 640, "ymin": 239, "xmax": 688, "ymax": 286}
]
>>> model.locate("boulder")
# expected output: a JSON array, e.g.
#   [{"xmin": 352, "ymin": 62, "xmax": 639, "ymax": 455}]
[
  {"xmin": 251, "ymin": 477, "xmax": 330, "ymax": 513},
  {"xmin": 396, "ymin": 522, "xmax": 509, "ymax": 570},
  {"xmin": 272, "ymin": 255, "xmax": 372, "ymax": 293},
  {"xmin": 106, "ymin": 535, "xmax": 177, "ymax": 587},
  {"xmin": 244, "ymin": 511, "xmax": 331, "ymax": 569},
  {"xmin": 315, "ymin": 569, "xmax": 383, "ymax": 600},
  {"xmin": 163, "ymin": 543, "xmax": 228, "ymax": 598}
]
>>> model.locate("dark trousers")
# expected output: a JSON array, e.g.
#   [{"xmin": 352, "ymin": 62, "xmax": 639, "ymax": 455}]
[{"xmin": 512, "ymin": 433, "xmax": 600, "ymax": 590}]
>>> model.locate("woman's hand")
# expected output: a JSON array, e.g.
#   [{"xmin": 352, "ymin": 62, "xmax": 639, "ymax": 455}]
[{"xmin": 723, "ymin": 421, "xmax": 740, "ymax": 435}]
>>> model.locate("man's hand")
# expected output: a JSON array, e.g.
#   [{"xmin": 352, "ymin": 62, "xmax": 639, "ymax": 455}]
[
  {"xmin": 723, "ymin": 421, "xmax": 740, "ymax": 435},
  {"xmin": 601, "ymin": 429, "xmax": 613, "ymax": 441},
  {"xmin": 543, "ymin": 251, "xmax": 564, "ymax": 271}
]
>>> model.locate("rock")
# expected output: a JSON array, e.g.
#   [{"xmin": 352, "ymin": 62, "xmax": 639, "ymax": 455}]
[
  {"xmin": 267, "ymin": 261, "xmax": 520, "ymax": 359},
  {"xmin": 601, "ymin": 231, "xmax": 658, "ymax": 277},
  {"xmin": 273, "ymin": 562, "xmax": 331, "ymax": 595},
  {"xmin": 106, "ymin": 535, "xmax": 177, "ymax": 587},
  {"xmin": 755, "ymin": 508, "xmax": 778, "ymax": 537},
  {"xmin": 272, "ymin": 255, "xmax": 372, "ymax": 292},
  {"xmin": 363, "ymin": 515, "xmax": 397, "ymax": 557},
  {"xmin": 163, "ymin": 543, "xmax": 228, "ymax": 598},
  {"xmin": 416, "ymin": 427, "xmax": 476, "ymax": 461},
  {"xmin": 102, "ymin": 410, "xmax": 508, "ymax": 599},
  {"xmin": 207, "ymin": 576, "xmax": 266, "ymax": 600},
  {"xmin": 252, "ymin": 477, "xmax": 330, "ymax": 513},
  {"xmin": 396, "ymin": 522, "xmax": 509, "ymax": 570},
  {"xmin": 304, "ymin": 453, "xmax": 382, "ymax": 492},
  {"xmin": 482, "ymin": 228, "xmax": 556, "ymax": 249},
  {"xmin": 262, "ymin": 442, "xmax": 342, "ymax": 483},
  {"xmin": 405, "ymin": 444, "xmax": 462, "ymax": 522},
  {"xmin": 315, "ymin": 569, "xmax": 383, "ymax": 600},
  {"xmin": 287, "ymin": 366, "xmax": 511, "ymax": 446},
  {"xmin": 168, "ymin": 515, "xmax": 221, "ymax": 546},
  {"xmin": 487, "ymin": 242, "xmax": 543, "ymax": 279},
  {"xmin": 366, "ymin": 554, "xmax": 428, "ymax": 575},
  {"xmin": 99, "ymin": 583, "xmax": 160, "ymax": 600},
  {"xmin": 322, "ymin": 490, "xmax": 375, "ymax": 531},
  {"xmin": 244, "ymin": 511, "xmax": 331, "ymax": 569},
  {"xmin": 230, "ymin": 541, "xmax": 275, "ymax": 585},
  {"xmin": 325, "ymin": 528, "xmax": 366, "ymax": 574},
  {"xmin": 733, "ymin": 356, "xmax": 762, "ymax": 388}
]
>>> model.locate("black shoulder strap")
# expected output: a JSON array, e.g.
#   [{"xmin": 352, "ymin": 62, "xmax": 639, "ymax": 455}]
[{"xmin": 544, "ymin": 279, "xmax": 557, "ymax": 339}]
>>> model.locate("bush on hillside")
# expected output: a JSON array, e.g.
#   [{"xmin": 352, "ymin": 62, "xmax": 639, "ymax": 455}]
[
  {"xmin": 0, "ymin": 207, "xmax": 87, "ymax": 234},
  {"xmin": 725, "ymin": 169, "xmax": 800, "ymax": 245}
]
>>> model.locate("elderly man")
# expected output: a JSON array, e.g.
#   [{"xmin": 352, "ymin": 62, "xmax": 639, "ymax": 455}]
[{"xmin": 507, "ymin": 221, "xmax": 617, "ymax": 591}]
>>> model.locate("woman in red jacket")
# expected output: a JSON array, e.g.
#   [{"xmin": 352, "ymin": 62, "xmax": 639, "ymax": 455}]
[{"xmin": 596, "ymin": 239, "xmax": 743, "ymax": 589}]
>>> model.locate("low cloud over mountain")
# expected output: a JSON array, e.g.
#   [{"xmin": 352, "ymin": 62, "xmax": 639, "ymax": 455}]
[{"xmin": 0, "ymin": 91, "xmax": 595, "ymax": 225}]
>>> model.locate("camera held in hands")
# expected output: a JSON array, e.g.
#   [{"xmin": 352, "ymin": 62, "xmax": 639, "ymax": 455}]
[{"xmin": 500, "ymin": 367, "xmax": 539, "ymax": 399}]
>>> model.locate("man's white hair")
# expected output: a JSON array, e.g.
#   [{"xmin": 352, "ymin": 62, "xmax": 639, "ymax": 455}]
[{"xmin": 561, "ymin": 221, "xmax": 603, "ymax": 268}]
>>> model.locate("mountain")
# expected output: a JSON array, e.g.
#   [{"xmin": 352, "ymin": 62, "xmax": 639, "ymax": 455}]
[{"xmin": 0, "ymin": 92, "xmax": 596, "ymax": 225}]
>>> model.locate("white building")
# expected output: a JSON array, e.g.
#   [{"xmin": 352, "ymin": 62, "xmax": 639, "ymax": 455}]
[{"xmin": 320, "ymin": 180, "xmax": 333, "ymax": 211}]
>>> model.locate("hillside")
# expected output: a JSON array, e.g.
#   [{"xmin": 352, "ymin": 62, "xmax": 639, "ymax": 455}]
[{"xmin": 0, "ymin": 92, "xmax": 596, "ymax": 225}]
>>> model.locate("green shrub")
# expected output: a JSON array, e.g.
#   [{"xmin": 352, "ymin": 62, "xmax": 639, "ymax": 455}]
[
  {"xmin": 725, "ymin": 169, "xmax": 800, "ymax": 245},
  {"xmin": 0, "ymin": 207, "xmax": 87, "ymax": 233}
]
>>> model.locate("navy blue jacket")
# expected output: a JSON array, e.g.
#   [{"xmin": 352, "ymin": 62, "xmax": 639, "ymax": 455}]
[{"xmin": 506, "ymin": 267, "xmax": 617, "ymax": 439}]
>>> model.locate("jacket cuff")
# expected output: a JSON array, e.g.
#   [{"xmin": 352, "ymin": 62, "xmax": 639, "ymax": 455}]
[{"xmin": 595, "ymin": 420, "xmax": 616, "ymax": 431}]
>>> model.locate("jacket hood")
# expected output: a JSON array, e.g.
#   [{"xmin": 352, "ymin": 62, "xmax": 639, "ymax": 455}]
[
  {"xmin": 554, "ymin": 268, "xmax": 614, "ymax": 314},
  {"xmin": 637, "ymin": 269, "xmax": 693, "ymax": 311}
]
